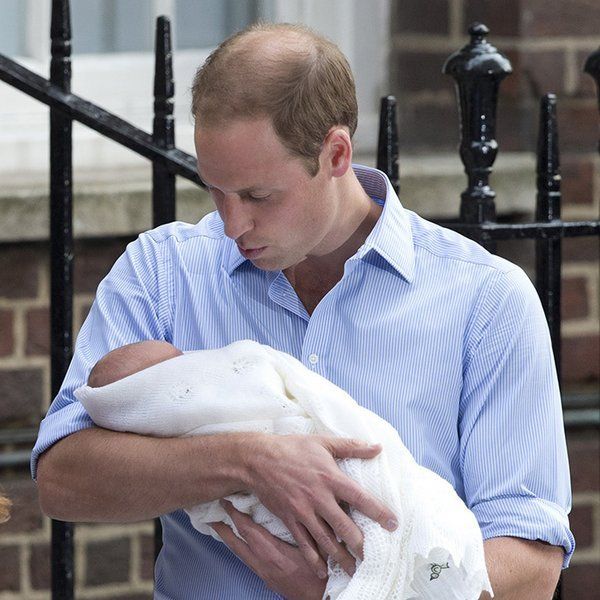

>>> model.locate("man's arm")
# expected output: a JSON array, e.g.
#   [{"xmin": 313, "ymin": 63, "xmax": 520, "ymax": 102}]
[
  {"xmin": 37, "ymin": 426, "xmax": 397, "ymax": 577},
  {"xmin": 36, "ymin": 427, "xmax": 252, "ymax": 522},
  {"xmin": 481, "ymin": 537, "xmax": 563, "ymax": 600}
]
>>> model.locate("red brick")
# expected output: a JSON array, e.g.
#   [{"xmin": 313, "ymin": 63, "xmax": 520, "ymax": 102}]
[
  {"xmin": 562, "ymin": 562, "xmax": 600, "ymax": 599},
  {"xmin": 0, "ymin": 368, "xmax": 44, "ymax": 427},
  {"xmin": 74, "ymin": 238, "xmax": 129, "ymax": 295},
  {"xmin": 26, "ymin": 306, "xmax": 50, "ymax": 356},
  {"xmin": 140, "ymin": 533, "xmax": 155, "ymax": 582},
  {"xmin": 499, "ymin": 49, "xmax": 521, "ymax": 101},
  {"xmin": 519, "ymin": 50, "xmax": 566, "ymax": 98},
  {"xmin": 557, "ymin": 103, "xmax": 600, "ymax": 153},
  {"xmin": 0, "ymin": 308, "xmax": 15, "ymax": 357},
  {"xmin": 563, "ymin": 238, "xmax": 599, "ymax": 263},
  {"xmin": 561, "ymin": 335, "xmax": 600, "ymax": 384},
  {"xmin": 396, "ymin": 100, "xmax": 460, "ymax": 152},
  {"xmin": 495, "ymin": 98, "xmax": 536, "ymax": 153},
  {"xmin": 575, "ymin": 50, "xmax": 600, "ymax": 100},
  {"xmin": 0, "ymin": 246, "xmax": 41, "ymax": 299},
  {"xmin": 392, "ymin": 0, "xmax": 449, "ymax": 35},
  {"xmin": 464, "ymin": 0, "xmax": 521, "ymax": 37},
  {"xmin": 569, "ymin": 503, "xmax": 595, "ymax": 549},
  {"xmin": 567, "ymin": 430, "xmax": 599, "ymax": 493},
  {"xmin": 85, "ymin": 537, "xmax": 131, "ymax": 586},
  {"xmin": 561, "ymin": 155, "xmax": 595, "ymax": 206},
  {"xmin": 562, "ymin": 276, "xmax": 590, "ymax": 320},
  {"xmin": 521, "ymin": 0, "xmax": 600, "ymax": 38},
  {"xmin": 394, "ymin": 50, "xmax": 456, "ymax": 94},
  {"xmin": 1, "ymin": 477, "xmax": 44, "ymax": 533},
  {"xmin": 0, "ymin": 544, "xmax": 20, "ymax": 591},
  {"xmin": 30, "ymin": 542, "xmax": 51, "ymax": 590}
]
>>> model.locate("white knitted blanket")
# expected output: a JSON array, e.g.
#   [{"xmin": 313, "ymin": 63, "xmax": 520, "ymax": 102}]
[{"xmin": 75, "ymin": 340, "xmax": 492, "ymax": 599}]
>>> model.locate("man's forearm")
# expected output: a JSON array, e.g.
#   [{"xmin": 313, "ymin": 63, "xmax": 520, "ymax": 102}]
[
  {"xmin": 36, "ymin": 427, "xmax": 254, "ymax": 522},
  {"xmin": 481, "ymin": 537, "xmax": 563, "ymax": 599}
]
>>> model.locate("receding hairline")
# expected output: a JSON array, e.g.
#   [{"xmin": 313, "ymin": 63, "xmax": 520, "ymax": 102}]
[{"xmin": 192, "ymin": 23, "xmax": 337, "ymax": 125}]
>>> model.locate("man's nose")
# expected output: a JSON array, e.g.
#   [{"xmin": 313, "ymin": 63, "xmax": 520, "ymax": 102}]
[{"xmin": 220, "ymin": 195, "xmax": 254, "ymax": 240}]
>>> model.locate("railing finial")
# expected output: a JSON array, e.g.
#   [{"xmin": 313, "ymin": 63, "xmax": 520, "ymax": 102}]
[
  {"xmin": 50, "ymin": 0, "xmax": 71, "ymax": 91},
  {"xmin": 443, "ymin": 22, "xmax": 512, "ymax": 225}
]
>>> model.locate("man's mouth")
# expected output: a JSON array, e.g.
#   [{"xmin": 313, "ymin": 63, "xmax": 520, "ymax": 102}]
[{"xmin": 238, "ymin": 245, "xmax": 266, "ymax": 259}]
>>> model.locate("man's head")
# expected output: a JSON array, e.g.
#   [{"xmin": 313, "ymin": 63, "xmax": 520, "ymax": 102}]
[
  {"xmin": 191, "ymin": 22, "xmax": 357, "ymax": 176},
  {"xmin": 88, "ymin": 341, "xmax": 183, "ymax": 388}
]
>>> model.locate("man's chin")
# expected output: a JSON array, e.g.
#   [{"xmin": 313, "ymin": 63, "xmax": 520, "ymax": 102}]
[{"xmin": 250, "ymin": 254, "xmax": 303, "ymax": 272}]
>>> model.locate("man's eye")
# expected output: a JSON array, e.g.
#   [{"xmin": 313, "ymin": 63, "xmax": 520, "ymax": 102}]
[{"xmin": 247, "ymin": 193, "xmax": 270, "ymax": 201}]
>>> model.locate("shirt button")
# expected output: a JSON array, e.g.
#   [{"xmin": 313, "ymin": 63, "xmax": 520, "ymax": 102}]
[{"xmin": 308, "ymin": 353, "xmax": 319, "ymax": 365}]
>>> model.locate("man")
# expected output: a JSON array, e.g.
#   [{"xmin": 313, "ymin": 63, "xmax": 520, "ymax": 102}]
[{"xmin": 34, "ymin": 23, "xmax": 573, "ymax": 599}]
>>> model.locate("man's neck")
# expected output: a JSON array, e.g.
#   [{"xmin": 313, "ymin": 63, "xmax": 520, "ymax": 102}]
[{"xmin": 284, "ymin": 177, "xmax": 383, "ymax": 313}]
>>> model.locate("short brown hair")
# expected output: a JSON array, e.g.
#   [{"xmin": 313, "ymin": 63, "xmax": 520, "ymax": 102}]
[{"xmin": 191, "ymin": 22, "xmax": 358, "ymax": 176}]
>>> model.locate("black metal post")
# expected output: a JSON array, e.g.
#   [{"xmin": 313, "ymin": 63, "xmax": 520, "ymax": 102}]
[
  {"xmin": 443, "ymin": 23, "xmax": 512, "ymax": 248},
  {"xmin": 376, "ymin": 96, "xmax": 400, "ymax": 195},
  {"xmin": 152, "ymin": 16, "xmax": 176, "ymax": 227},
  {"xmin": 535, "ymin": 94, "xmax": 562, "ymax": 380},
  {"xmin": 151, "ymin": 14, "xmax": 176, "ymax": 563},
  {"xmin": 49, "ymin": 0, "xmax": 74, "ymax": 598}
]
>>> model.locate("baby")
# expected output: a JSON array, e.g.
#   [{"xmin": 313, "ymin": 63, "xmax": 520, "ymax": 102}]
[{"xmin": 76, "ymin": 339, "xmax": 492, "ymax": 600}]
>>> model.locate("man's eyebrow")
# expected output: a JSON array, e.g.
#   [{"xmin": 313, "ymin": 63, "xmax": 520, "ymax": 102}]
[{"xmin": 196, "ymin": 171, "xmax": 270, "ymax": 196}]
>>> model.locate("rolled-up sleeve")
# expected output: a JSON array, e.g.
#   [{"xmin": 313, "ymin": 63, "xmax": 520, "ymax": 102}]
[{"xmin": 460, "ymin": 267, "xmax": 575, "ymax": 567}]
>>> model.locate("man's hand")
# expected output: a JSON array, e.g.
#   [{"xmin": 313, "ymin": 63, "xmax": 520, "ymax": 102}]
[
  {"xmin": 241, "ymin": 433, "xmax": 398, "ymax": 579},
  {"xmin": 212, "ymin": 501, "xmax": 326, "ymax": 600}
]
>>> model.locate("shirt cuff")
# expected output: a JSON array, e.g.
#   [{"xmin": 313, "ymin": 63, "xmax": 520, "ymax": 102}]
[
  {"xmin": 30, "ymin": 402, "xmax": 95, "ymax": 480},
  {"xmin": 471, "ymin": 495, "xmax": 575, "ymax": 568}
]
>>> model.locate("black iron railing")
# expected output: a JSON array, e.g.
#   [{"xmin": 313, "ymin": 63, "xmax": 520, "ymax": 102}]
[{"xmin": 0, "ymin": 1, "xmax": 599, "ymax": 599}]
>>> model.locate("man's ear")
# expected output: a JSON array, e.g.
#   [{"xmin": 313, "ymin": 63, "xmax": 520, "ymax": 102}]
[{"xmin": 322, "ymin": 127, "xmax": 353, "ymax": 178}]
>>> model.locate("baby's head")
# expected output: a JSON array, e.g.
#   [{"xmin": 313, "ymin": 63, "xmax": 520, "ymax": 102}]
[{"xmin": 88, "ymin": 340, "xmax": 183, "ymax": 388}]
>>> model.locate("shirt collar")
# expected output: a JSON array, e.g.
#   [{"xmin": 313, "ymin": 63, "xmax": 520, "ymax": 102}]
[
  {"xmin": 223, "ymin": 164, "xmax": 414, "ymax": 282},
  {"xmin": 352, "ymin": 164, "xmax": 415, "ymax": 283}
]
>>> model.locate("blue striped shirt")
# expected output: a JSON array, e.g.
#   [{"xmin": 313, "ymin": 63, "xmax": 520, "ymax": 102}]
[{"xmin": 32, "ymin": 165, "xmax": 574, "ymax": 599}]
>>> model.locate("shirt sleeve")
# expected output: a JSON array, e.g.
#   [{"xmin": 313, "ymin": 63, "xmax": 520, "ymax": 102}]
[
  {"xmin": 459, "ymin": 266, "xmax": 575, "ymax": 567},
  {"xmin": 30, "ymin": 231, "xmax": 172, "ymax": 479}
]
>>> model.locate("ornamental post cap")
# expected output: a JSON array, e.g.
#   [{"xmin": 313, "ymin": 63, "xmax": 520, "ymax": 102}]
[{"xmin": 442, "ymin": 22, "xmax": 512, "ymax": 78}]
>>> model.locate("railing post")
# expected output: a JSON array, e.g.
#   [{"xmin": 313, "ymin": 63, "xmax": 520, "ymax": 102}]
[
  {"xmin": 376, "ymin": 96, "xmax": 400, "ymax": 195},
  {"xmin": 442, "ymin": 23, "xmax": 512, "ymax": 248},
  {"xmin": 151, "ymin": 14, "xmax": 176, "ymax": 563},
  {"xmin": 535, "ymin": 94, "xmax": 562, "ymax": 377},
  {"xmin": 49, "ymin": 0, "xmax": 75, "ymax": 598},
  {"xmin": 152, "ymin": 16, "xmax": 176, "ymax": 227}
]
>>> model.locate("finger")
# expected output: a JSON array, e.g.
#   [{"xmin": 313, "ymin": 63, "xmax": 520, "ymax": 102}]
[
  {"xmin": 318, "ymin": 503, "xmax": 364, "ymax": 559},
  {"xmin": 323, "ymin": 437, "xmax": 382, "ymax": 460},
  {"xmin": 210, "ymin": 521, "xmax": 257, "ymax": 567},
  {"xmin": 286, "ymin": 520, "xmax": 328, "ymax": 580},
  {"xmin": 220, "ymin": 500, "xmax": 270, "ymax": 545},
  {"xmin": 301, "ymin": 516, "xmax": 357, "ymax": 576},
  {"xmin": 336, "ymin": 481, "xmax": 398, "ymax": 532}
]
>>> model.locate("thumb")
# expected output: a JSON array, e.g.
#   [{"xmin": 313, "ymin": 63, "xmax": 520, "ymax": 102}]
[{"xmin": 324, "ymin": 437, "xmax": 382, "ymax": 459}]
